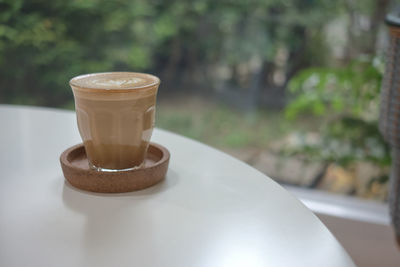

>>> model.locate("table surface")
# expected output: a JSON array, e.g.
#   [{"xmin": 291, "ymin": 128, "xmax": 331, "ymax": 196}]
[{"xmin": 0, "ymin": 105, "xmax": 355, "ymax": 267}]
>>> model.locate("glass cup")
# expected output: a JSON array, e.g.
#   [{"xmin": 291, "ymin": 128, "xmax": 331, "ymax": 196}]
[{"xmin": 69, "ymin": 72, "xmax": 160, "ymax": 171}]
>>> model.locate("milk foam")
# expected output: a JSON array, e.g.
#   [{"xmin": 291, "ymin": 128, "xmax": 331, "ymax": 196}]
[
  {"xmin": 91, "ymin": 77, "xmax": 145, "ymax": 88},
  {"xmin": 70, "ymin": 72, "xmax": 158, "ymax": 90}
]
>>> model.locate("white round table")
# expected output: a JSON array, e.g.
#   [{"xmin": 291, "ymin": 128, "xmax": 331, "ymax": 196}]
[{"xmin": 0, "ymin": 105, "xmax": 355, "ymax": 267}]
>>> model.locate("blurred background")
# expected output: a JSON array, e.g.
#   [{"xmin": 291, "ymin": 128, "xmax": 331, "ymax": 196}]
[{"xmin": 1, "ymin": 0, "xmax": 398, "ymax": 201}]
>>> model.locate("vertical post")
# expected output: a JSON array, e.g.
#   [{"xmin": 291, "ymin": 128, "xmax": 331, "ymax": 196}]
[{"xmin": 380, "ymin": 11, "xmax": 400, "ymax": 245}]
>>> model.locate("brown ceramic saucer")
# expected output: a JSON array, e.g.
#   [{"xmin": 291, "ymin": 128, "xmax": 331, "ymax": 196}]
[{"xmin": 60, "ymin": 143, "xmax": 170, "ymax": 193}]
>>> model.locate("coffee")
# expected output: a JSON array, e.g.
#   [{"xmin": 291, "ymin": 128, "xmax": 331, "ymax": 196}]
[{"xmin": 70, "ymin": 72, "xmax": 160, "ymax": 171}]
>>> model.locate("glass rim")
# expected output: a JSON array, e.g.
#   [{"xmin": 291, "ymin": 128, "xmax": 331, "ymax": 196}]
[{"xmin": 69, "ymin": 72, "xmax": 160, "ymax": 92}]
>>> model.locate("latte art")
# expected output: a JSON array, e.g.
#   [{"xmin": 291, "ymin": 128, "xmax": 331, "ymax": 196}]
[
  {"xmin": 70, "ymin": 72, "xmax": 159, "ymax": 90},
  {"xmin": 91, "ymin": 77, "xmax": 145, "ymax": 88}
]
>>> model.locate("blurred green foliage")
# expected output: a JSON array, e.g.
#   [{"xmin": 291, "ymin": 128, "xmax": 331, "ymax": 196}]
[
  {"xmin": 0, "ymin": 0, "xmax": 349, "ymax": 106},
  {"xmin": 156, "ymin": 99, "xmax": 302, "ymax": 149},
  {"xmin": 284, "ymin": 58, "xmax": 390, "ymax": 169},
  {"xmin": 286, "ymin": 59, "xmax": 383, "ymax": 120}
]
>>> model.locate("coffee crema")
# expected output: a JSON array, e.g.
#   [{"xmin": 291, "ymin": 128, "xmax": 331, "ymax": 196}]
[{"xmin": 70, "ymin": 72, "xmax": 160, "ymax": 171}]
